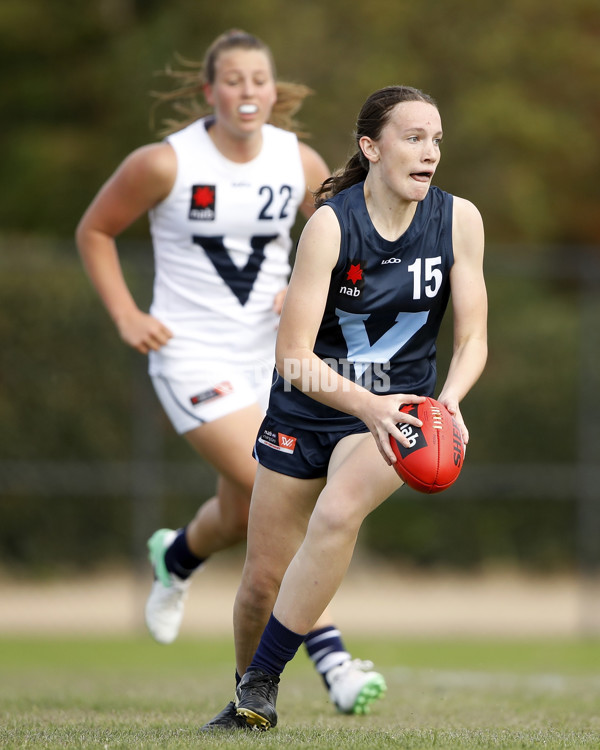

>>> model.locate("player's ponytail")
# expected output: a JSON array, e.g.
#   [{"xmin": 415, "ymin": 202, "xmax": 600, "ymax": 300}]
[{"xmin": 314, "ymin": 152, "xmax": 369, "ymax": 206}]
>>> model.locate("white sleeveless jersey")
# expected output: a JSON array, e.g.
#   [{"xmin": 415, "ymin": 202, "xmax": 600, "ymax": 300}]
[{"xmin": 147, "ymin": 118, "xmax": 306, "ymax": 378}]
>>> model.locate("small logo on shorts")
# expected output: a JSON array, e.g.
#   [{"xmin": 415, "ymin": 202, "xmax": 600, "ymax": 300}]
[
  {"xmin": 258, "ymin": 429, "xmax": 297, "ymax": 454},
  {"xmin": 278, "ymin": 433, "xmax": 297, "ymax": 452},
  {"xmin": 189, "ymin": 185, "xmax": 216, "ymax": 220},
  {"xmin": 190, "ymin": 381, "xmax": 233, "ymax": 406}
]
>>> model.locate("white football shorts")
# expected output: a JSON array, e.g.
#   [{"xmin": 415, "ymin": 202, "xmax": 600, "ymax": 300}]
[{"xmin": 151, "ymin": 361, "xmax": 273, "ymax": 435}]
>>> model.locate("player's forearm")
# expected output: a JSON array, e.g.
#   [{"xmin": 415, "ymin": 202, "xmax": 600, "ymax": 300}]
[
  {"xmin": 276, "ymin": 349, "xmax": 373, "ymax": 418},
  {"xmin": 76, "ymin": 229, "xmax": 140, "ymax": 327},
  {"xmin": 438, "ymin": 336, "xmax": 487, "ymax": 404}
]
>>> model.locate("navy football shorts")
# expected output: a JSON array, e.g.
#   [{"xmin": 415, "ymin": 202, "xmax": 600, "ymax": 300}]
[{"xmin": 253, "ymin": 416, "xmax": 370, "ymax": 479}]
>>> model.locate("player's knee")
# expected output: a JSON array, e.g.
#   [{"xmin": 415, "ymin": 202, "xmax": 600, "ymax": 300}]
[
  {"xmin": 218, "ymin": 487, "xmax": 252, "ymax": 541},
  {"xmin": 219, "ymin": 505, "xmax": 249, "ymax": 543},
  {"xmin": 225, "ymin": 513, "xmax": 249, "ymax": 543},
  {"xmin": 240, "ymin": 564, "xmax": 280, "ymax": 608},
  {"xmin": 226, "ymin": 471, "xmax": 255, "ymax": 501},
  {"xmin": 312, "ymin": 502, "xmax": 362, "ymax": 542}
]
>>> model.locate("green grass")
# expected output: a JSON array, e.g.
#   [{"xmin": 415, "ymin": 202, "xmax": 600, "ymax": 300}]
[{"xmin": 1, "ymin": 636, "xmax": 600, "ymax": 748}]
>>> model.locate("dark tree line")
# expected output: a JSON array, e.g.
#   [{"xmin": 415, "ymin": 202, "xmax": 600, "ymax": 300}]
[{"xmin": 1, "ymin": 0, "xmax": 598, "ymax": 246}]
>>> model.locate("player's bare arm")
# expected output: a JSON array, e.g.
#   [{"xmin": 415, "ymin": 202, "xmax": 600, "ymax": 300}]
[
  {"xmin": 271, "ymin": 144, "xmax": 329, "ymax": 316},
  {"xmin": 298, "ymin": 142, "xmax": 330, "ymax": 219},
  {"xmin": 437, "ymin": 196, "xmax": 488, "ymax": 443},
  {"xmin": 76, "ymin": 144, "xmax": 176, "ymax": 354}
]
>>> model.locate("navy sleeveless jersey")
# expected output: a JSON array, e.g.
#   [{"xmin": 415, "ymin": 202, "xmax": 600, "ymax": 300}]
[{"xmin": 267, "ymin": 182, "xmax": 454, "ymax": 431}]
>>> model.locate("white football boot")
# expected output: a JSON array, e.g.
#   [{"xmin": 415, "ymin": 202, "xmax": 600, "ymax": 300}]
[
  {"xmin": 326, "ymin": 659, "xmax": 387, "ymax": 714},
  {"xmin": 145, "ymin": 528, "xmax": 191, "ymax": 644}
]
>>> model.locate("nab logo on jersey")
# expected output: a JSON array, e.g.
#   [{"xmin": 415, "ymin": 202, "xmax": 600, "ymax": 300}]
[
  {"xmin": 189, "ymin": 185, "xmax": 216, "ymax": 220},
  {"xmin": 339, "ymin": 260, "xmax": 365, "ymax": 298}
]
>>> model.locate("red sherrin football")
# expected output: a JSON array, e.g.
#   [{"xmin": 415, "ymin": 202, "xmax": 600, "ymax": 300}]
[{"xmin": 389, "ymin": 397, "xmax": 465, "ymax": 494}]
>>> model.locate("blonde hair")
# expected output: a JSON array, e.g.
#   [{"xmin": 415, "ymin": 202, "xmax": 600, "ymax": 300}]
[{"xmin": 151, "ymin": 29, "xmax": 313, "ymax": 137}]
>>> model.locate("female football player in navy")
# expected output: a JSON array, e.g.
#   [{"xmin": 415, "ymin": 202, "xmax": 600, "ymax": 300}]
[
  {"xmin": 216, "ymin": 84, "xmax": 488, "ymax": 730},
  {"xmin": 76, "ymin": 29, "xmax": 386, "ymax": 724}
]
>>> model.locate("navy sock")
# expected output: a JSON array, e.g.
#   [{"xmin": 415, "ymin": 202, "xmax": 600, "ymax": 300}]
[
  {"xmin": 249, "ymin": 614, "xmax": 307, "ymax": 678},
  {"xmin": 164, "ymin": 527, "xmax": 205, "ymax": 580},
  {"xmin": 303, "ymin": 625, "xmax": 351, "ymax": 687}
]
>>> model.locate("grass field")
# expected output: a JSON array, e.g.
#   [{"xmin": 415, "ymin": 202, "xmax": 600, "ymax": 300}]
[{"xmin": 1, "ymin": 635, "xmax": 600, "ymax": 749}]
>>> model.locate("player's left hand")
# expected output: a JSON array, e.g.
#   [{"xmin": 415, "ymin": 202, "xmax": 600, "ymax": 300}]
[{"xmin": 438, "ymin": 397, "xmax": 469, "ymax": 446}]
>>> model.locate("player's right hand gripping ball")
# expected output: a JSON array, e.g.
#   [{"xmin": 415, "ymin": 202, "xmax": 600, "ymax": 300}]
[{"xmin": 390, "ymin": 397, "xmax": 465, "ymax": 493}]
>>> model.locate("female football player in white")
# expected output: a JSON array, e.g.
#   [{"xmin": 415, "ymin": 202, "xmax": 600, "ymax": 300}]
[{"xmin": 76, "ymin": 29, "xmax": 385, "ymax": 724}]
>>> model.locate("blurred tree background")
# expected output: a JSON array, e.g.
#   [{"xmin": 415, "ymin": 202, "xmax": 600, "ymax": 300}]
[
  {"xmin": 2, "ymin": 0, "xmax": 599, "ymax": 243},
  {"xmin": 1, "ymin": 0, "xmax": 599, "ymax": 577}
]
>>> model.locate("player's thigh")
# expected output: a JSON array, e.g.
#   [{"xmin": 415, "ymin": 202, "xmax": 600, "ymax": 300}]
[
  {"xmin": 324, "ymin": 431, "xmax": 403, "ymax": 520},
  {"xmin": 245, "ymin": 464, "xmax": 325, "ymax": 579},
  {"xmin": 184, "ymin": 403, "xmax": 264, "ymax": 491}
]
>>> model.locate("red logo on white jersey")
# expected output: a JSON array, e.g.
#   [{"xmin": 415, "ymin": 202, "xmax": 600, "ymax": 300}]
[{"xmin": 189, "ymin": 184, "xmax": 216, "ymax": 220}]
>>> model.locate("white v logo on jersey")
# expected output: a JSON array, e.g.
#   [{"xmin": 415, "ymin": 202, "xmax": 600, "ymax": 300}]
[{"xmin": 335, "ymin": 308, "xmax": 430, "ymax": 378}]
